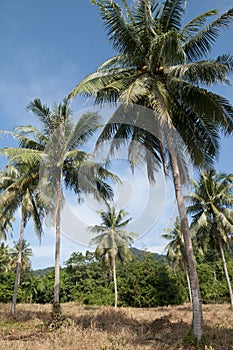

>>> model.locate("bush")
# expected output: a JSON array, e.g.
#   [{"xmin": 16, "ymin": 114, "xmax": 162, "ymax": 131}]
[{"xmin": 118, "ymin": 259, "xmax": 186, "ymax": 307}]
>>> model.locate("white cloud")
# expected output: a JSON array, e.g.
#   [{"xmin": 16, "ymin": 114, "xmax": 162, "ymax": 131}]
[{"xmin": 148, "ymin": 245, "xmax": 167, "ymax": 255}]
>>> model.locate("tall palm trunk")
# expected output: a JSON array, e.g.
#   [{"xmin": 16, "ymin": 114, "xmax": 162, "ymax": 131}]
[
  {"xmin": 11, "ymin": 207, "xmax": 25, "ymax": 317},
  {"xmin": 53, "ymin": 172, "xmax": 62, "ymax": 315},
  {"xmin": 112, "ymin": 256, "xmax": 118, "ymax": 308},
  {"xmin": 216, "ymin": 228, "xmax": 233, "ymax": 309},
  {"xmin": 169, "ymin": 145, "xmax": 203, "ymax": 340}
]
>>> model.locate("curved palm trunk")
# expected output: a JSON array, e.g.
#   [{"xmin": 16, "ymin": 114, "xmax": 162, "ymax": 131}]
[
  {"xmin": 216, "ymin": 230, "xmax": 233, "ymax": 309},
  {"xmin": 53, "ymin": 172, "xmax": 62, "ymax": 316},
  {"xmin": 11, "ymin": 207, "xmax": 25, "ymax": 317},
  {"xmin": 113, "ymin": 256, "xmax": 118, "ymax": 308},
  {"xmin": 169, "ymin": 146, "xmax": 203, "ymax": 340}
]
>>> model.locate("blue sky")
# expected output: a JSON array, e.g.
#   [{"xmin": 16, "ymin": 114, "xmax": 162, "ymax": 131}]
[{"xmin": 0, "ymin": 0, "xmax": 233, "ymax": 269}]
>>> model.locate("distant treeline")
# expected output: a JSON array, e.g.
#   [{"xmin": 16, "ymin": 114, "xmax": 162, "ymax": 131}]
[{"xmin": 0, "ymin": 247, "xmax": 233, "ymax": 306}]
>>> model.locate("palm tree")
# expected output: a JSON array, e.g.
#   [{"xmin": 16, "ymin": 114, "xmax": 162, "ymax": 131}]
[
  {"xmin": 0, "ymin": 193, "xmax": 15, "ymax": 241},
  {"xmin": 162, "ymin": 217, "xmax": 192, "ymax": 304},
  {"xmin": 0, "ymin": 242, "xmax": 12, "ymax": 273},
  {"xmin": 187, "ymin": 170, "xmax": 233, "ymax": 308},
  {"xmin": 0, "ymin": 214, "xmax": 14, "ymax": 244},
  {"xmin": 0, "ymin": 98, "xmax": 119, "ymax": 315},
  {"xmin": 89, "ymin": 206, "xmax": 136, "ymax": 307},
  {"xmin": 10, "ymin": 239, "xmax": 33, "ymax": 272},
  {"xmin": 69, "ymin": 0, "xmax": 233, "ymax": 339},
  {"xmin": 0, "ymin": 163, "xmax": 44, "ymax": 316}
]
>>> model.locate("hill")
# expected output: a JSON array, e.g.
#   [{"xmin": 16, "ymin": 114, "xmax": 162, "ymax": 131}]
[
  {"xmin": 32, "ymin": 266, "xmax": 54, "ymax": 276},
  {"xmin": 131, "ymin": 247, "xmax": 167, "ymax": 262},
  {"xmin": 32, "ymin": 248, "xmax": 167, "ymax": 275}
]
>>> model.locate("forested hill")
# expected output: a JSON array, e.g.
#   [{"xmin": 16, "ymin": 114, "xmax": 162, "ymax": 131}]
[
  {"xmin": 32, "ymin": 267, "xmax": 54, "ymax": 276},
  {"xmin": 130, "ymin": 247, "xmax": 166, "ymax": 262},
  {"xmin": 32, "ymin": 248, "xmax": 166, "ymax": 275}
]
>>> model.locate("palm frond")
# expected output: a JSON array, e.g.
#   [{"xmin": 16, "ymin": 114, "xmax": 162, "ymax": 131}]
[
  {"xmin": 69, "ymin": 67, "xmax": 135, "ymax": 99},
  {"xmin": 148, "ymin": 77, "xmax": 173, "ymax": 125},
  {"xmin": 93, "ymin": 0, "xmax": 142, "ymax": 57},
  {"xmin": 168, "ymin": 59, "xmax": 232, "ymax": 86},
  {"xmin": 183, "ymin": 8, "xmax": 233, "ymax": 60},
  {"xmin": 171, "ymin": 79, "xmax": 232, "ymax": 129},
  {"xmin": 119, "ymin": 75, "xmax": 148, "ymax": 104},
  {"xmin": 97, "ymin": 54, "xmax": 130, "ymax": 70},
  {"xmin": 65, "ymin": 112, "xmax": 101, "ymax": 150},
  {"xmin": 181, "ymin": 10, "xmax": 217, "ymax": 41},
  {"xmin": 15, "ymin": 126, "xmax": 48, "ymax": 146},
  {"xmin": 26, "ymin": 99, "xmax": 51, "ymax": 127},
  {"xmin": 0, "ymin": 147, "xmax": 43, "ymax": 166},
  {"xmin": 160, "ymin": 0, "xmax": 185, "ymax": 32}
]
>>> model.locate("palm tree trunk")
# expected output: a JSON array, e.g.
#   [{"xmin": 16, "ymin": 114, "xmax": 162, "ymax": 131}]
[
  {"xmin": 185, "ymin": 265, "xmax": 192, "ymax": 305},
  {"xmin": 113, "ymin": 256, "xmax": 118, "ymax": 308},
  {"xmin": 11, "ymin": 208, "xmax": 25, "ymax": 317},
  {"xmin": 169, "ymin": 147, "xmax": 203, "ymax": 340},
  {"xmin": 53, "ymin": 173, "xmax": 62, "ymax": 316},
  {"xmin": 216, "ymin": 230, "xmax": 233, "ymax": 309}
]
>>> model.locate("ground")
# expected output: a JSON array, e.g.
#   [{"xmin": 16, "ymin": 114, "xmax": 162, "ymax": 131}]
[{"xmin": 0, "ymin": 303, "xmax": 232, "ymax": 349}]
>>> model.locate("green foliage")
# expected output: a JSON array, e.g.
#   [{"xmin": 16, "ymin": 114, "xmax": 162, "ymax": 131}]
[
  {"xmin": 187, "ymin": 170, "xmax": 233, "ymax": 306},
  {"xmin": 198, "ymin": 257, "xmax": 233, "ymax": 304},
  {"xmin": 33, "ymin": 270, "xmax": 56, "ymax": 304},
  {"xmin": 62, "ymin": 254, "xmax": 114, "ymax": 305},
  {"xmin": 0, "ymin": 271, "xmax": 15, "ymax": 302},
  {"xmin": 32, "ymin": 266, "xmax": 54, "ymax": 277},
  {"xmin": 118, "ymin": 257, "xmax": 186, "ymax": 307},
  {"xmin": 187, "ymin": 170, "xmax": 233, "ymax": 253},
  {"xmin": 130, "ymin": 247, "xmax": 166, "ymax": 263},
  {"xmin": 70, "ymin": 0, "xmax": 233, "ymax": 174},
  {"xmin": 10, "ymin": 239, "xmax": 33, "ymax": 271},
  {"xmin": 79, "ymin": 286, "xmax": 114, "ymax": 306},
  {"xmin": 0, "ymin": 248, "xmax": 232, "ymax": 307},
  {"xmin": 0, "ymin": 242, "xmax": 12, "ymax": 273},
  {"xmin": 89, "ymin": 206, "xmax": 136, "ymax": 266}
]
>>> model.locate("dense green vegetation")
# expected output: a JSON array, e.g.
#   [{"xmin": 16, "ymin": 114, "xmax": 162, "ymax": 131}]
[{"xmin": 0, "ymin": 245, "xmax": 232, "ymax": 307}]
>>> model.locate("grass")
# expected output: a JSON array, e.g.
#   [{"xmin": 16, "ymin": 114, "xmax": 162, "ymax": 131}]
[{"xmin": 0, "ymin": 303, "xmax": 232, "ymax": 349}]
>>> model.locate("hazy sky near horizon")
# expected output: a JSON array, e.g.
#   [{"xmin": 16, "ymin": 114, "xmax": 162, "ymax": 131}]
[{"xmin": 0, "ymin": 0, "xmax": 233, "ymax": 269}]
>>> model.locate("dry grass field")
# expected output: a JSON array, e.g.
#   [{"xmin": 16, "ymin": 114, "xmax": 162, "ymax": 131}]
[{"xmin": 0, "ymin": 303, "xmax": 232, "ymax": 350}]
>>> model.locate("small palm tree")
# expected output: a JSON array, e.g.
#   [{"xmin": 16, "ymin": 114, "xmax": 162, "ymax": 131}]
[
  {"xmin": 162, "ymin": 217, "xmax": 192, "ymax": 304},
  {"xmin": 0, "ymin": 163, "xmax": 44, "ymax": 316},
  {"xmin": 0, "ymin": 194, "xmax": 15, "ymax": 241},
  {"xmin": 10, "ymin": 239, "xmax": 33, "ymax": 271},
  {"xmin": 89, "ymin": 206, "xmax": 137, "ymax": 307},
  {"xmin": 187, "ymin": 170, "xmax": 233, "ymax": 308},
  {"xmin": 0, "ymin": 242, "xmax": 12, "ymax": 273}
]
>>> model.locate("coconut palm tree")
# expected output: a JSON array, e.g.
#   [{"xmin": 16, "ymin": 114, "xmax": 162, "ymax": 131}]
[
  {"xmin": 0, "ymin": 163, "xmax": 45, "ymax": 316},
  {"xmin": 0, "ymin": 98, "xmax": 119, "ymax": 316},
  {"xmin": 0, "ymin": 242, "xmax": 12, "ymax": 273},
  {"xmin": 162, "ymin": 217, "xmax": 192, "ymax": 304},
  {"xmin": 0, "ymin": 214, "xmax": 14, "ymax": 241},
  {"xmin": 69, "ymin": 0, "xmax": 233, "ymax": 339},
  {"xmin": 187, "ymin": 170, "xmax": 233, "ymax": 308},
  {"xmin": 0, "ymin": 191, "xmax": 15, "ymax": 241},
  {"xmin": 10, "ymin": 239, "xmax": 33, "ymax": 272},
  {"xmin": 89, "ymin": 206, "xmax": 136, "ymax": 307}
]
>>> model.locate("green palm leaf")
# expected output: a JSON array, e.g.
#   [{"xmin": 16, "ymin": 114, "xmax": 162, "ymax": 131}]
[
  {"xmin": 160, "ymin": 0, "xmax": 185, "ymax": 32},
  {"xmin": 184, "ymin": 8, "xmax": 233, "ymax": 60}
]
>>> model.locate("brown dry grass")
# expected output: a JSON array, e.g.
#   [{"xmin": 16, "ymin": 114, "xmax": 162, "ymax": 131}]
[{"xmin": 0, "ymin": 303, "xmax": 232, "ymax": 350}]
